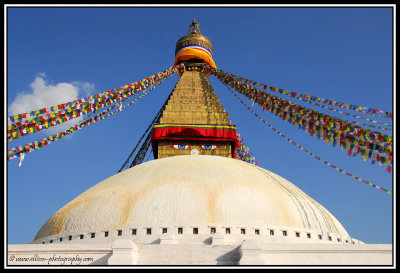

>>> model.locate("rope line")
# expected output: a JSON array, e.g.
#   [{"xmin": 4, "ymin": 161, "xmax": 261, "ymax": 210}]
[
  {"xmin": 8, "ymin": 66, "xmax": 181, "ymax": 162},
  {"xmin": 207, "ymin": 66, "xmax": 392, "ymax": 169},
  {"xmin": 117, "ymin": 85, "xmax": 175, "ymax": 172},
  {"xmin": 8, "ymin": 65, "xmax": 183, "ymax": 141},
  {"xmin": 225, "ymin": 86, "xmax": 392, "ymax": 195},
  {"xmin": 215, "ymin": 69, "xmax": 392, "ymax": 119}
]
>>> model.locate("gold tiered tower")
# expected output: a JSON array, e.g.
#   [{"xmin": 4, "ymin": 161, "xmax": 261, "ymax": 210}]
[{"xmin": 151, "ymin": 20, "xmax": 238, "ymax": 159}]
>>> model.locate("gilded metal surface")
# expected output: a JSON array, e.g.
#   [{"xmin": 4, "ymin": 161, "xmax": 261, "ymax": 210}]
[
  {"xmin": 156, "ymin": 70, "xmax": 232, "ymax": 159},
  {"xmin": 175, "ymin": 19, "xmax": 213, "ymax": 56},
  {"xmin": 159, "ymin": 71, "xmax": 229, "ymax": 124},
  {"xmin": 187, "ymin": 18, "xmax": 202, "ymax": 35}
]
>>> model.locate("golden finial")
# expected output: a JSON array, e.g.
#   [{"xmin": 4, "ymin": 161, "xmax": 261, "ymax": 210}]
[{"xmin": 187, "ymin": 18, "xmax": 202, "ymax": 35}]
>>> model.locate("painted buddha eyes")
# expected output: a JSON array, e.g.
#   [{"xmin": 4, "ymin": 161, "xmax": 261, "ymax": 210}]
[
  {"xmin": 200, "ymin": 145, "xmax": 218, "ymax": 150},
  {"xmin": 170, "ymin": 144, "xmax": 219, "ymax": 150},
  {"xmin": 171, "ymin": 145, "xmax": 191, "ymax": 150}
]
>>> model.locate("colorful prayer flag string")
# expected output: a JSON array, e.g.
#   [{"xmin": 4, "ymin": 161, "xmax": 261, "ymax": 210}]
[
  {"xmin": 235, "ymin": 133, "xmax": 258, "ymax": 165},
  {"xmin": 207, "ymin": 66, "xmax": 392, "ymax": 168},
  {"xmin": 299, "ymin": 97, "xmax": 392, "ymax": 130},
  {"xmin": 225, "ymin": 86, "xmax": 392, "ymax": 195},
  {"xmin": 7, "ymin": 65, "xmax": 184, "ymax": 141},
  {"xmin": 8, "ymin": 82, "xmax": 158, "ymax": 161},
  {"xmin": 7, "ymin": 66, "xmax": 182, "ymax": 161},
  {"xmin": 221, "ymin": 101, "xmax": 257, "ymax": 165},
  {"xmin": 211, "ymin": 67, "xmax": 392, "ymax": 119}
]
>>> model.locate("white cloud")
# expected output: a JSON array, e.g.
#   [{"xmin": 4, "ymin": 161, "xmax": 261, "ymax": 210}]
[
  {"xmin": 72, "ymin": 81, "xmax": 95, "ymax": 96},
  {"xmin": 9, "ymin": 73, "xmax": 95, "ymax": 136}
]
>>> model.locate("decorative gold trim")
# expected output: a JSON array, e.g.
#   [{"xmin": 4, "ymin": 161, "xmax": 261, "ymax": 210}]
[{"xmin": 175, "ymin": 19, "xmax": 213, "ymax": 56}]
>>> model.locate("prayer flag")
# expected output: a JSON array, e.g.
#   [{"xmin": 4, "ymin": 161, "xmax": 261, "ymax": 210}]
[{"xmin": 18, "ymin": 153, "xmax": 25, "ymax": 167}]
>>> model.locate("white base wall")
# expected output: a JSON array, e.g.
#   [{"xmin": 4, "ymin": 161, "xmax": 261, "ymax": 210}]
[{"xmin": 7, "ymin": 239, "xmax": 392, "ymax": 266}]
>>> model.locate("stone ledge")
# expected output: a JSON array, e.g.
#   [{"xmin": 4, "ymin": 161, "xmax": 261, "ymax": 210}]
[{"xmin": 107, "ymin": 239, "xmax": 138, "ymax": 265}]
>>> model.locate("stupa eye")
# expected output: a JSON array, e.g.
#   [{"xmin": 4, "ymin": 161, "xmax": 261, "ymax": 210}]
[
  {"xmin": 200, "ymin": 145, "xmax": 218, "ymax": 150},
  {"xmin": 171, "ymin": 144, "xmax": 191, "ymax": 150}
]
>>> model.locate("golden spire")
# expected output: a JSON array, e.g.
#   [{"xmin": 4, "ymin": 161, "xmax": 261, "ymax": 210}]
[
  {"xmin": 152, "ymin": 70, "xmax": 236, "ymax": 159},
  {"xmin": 152, "ymin": 20, "xmax": 236, "ymax": 159}
]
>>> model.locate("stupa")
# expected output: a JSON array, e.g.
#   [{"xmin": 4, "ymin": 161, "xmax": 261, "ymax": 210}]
[{"xmin": 8, "ymin": 20, "xmax": 391, "ymax": 266}]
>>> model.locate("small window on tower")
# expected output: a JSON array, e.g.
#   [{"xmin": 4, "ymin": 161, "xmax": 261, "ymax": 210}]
[
  {"xmin": 162, "ymin": 228, "xmax": 168, "ymax": 234},
  {"xmin": 193, "ymin": 228, "xmax": 198, "ymax": 234},
  {"xmin": 225, "ymin": 228, "xmax": 231, "ymax": 234},
  {"xmin": 146, "ymin": 228, "xmax": 152, "ymax": 235},
  {"xmin": 178, "ymin": 227, "xmax": 183, "ymax": 234},
  {"xmin": 211, "ymin": 227, "xmax": 216, "ymax": 234},
  {"xmin": 255, "ymin": 229, "xmax": 260, "ymax": 235},
  {"xmin": 270, "ymin": 230, "xmax": 275, "ymax": 236},
  {"xmin": 118, "ymin": 230, "xmax": 122, "ymax": 236},
  {"xmin": 282, "ymin": 230, "xmax": 287, "ymax": 236},
  {"xmin": 241, "ymin": 228, "xmax": 246, "ymax": 234},
  {"xmin": 131, "ymin": 229, "xmax": 137, "ymax": 235}
]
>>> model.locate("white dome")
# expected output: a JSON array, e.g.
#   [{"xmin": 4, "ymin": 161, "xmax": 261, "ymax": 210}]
[{"xmin": 33, "ymin": 155, "xmax": 350, "ymax": 243}]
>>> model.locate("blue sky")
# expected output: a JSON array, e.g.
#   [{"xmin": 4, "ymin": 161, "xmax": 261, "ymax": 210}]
[{"xmin": 6, "ymin": 5, "xmax": 394, "ymax": 244}]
